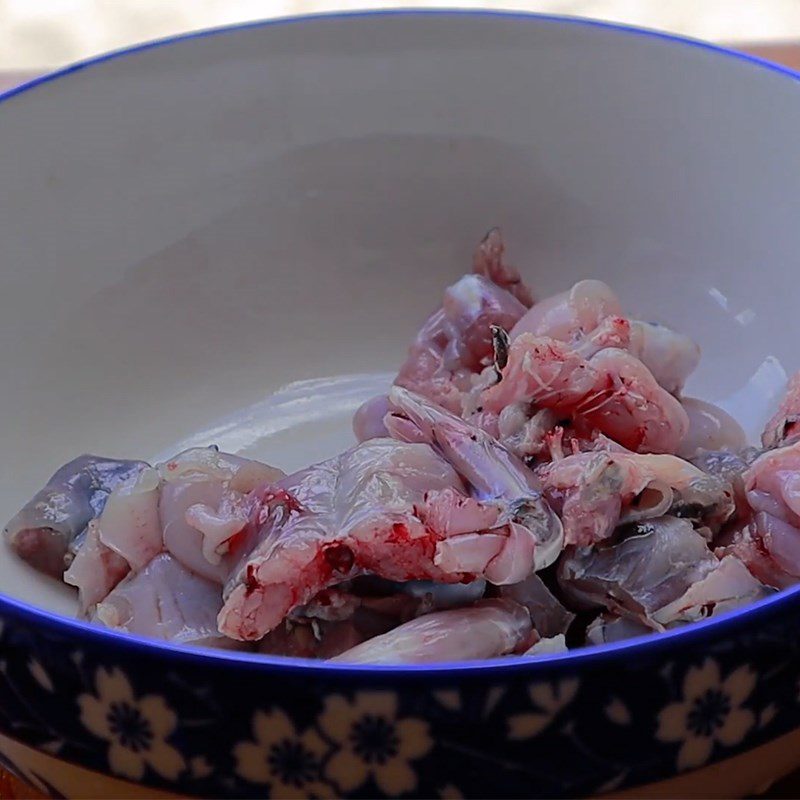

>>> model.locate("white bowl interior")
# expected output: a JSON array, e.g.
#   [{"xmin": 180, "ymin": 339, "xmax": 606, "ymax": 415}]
[{"xmin": 0, "ymin": 13, "xmax": 799, "ymax": 616}]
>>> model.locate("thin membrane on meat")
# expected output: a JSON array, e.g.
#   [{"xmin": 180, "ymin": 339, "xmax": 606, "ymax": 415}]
[
  {"xmin": 557, "ymin": 516, "xmax": 719, "ymax": 627},
  {"xmin": 219, "ymin": 439, "xmax": 466, "ymax": 641},
  {"xmin": 499, "ymin": 572, "xmax": 574, "ymax": 637},
  {"xmin": 92, "ymin": 553, "xmax": 237, "ymax": 648}
]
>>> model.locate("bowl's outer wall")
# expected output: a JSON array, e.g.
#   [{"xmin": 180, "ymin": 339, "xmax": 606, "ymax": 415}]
[
  {"xmin": 0, "ymin": 11, "xmax": 799, "ymax": 798},
  {"xmin": 0, "ymin": 584, "xmax": 800, "ymax": 798}
]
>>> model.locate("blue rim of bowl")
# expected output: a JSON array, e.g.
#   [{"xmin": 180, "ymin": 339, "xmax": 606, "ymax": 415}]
[
  {"xmin": 0, "ymin": 5, "xmax": 797, "ymax": 107},
  {"xmin": 1, "ymin": 8, "xmax": 799, "ymax": 676}
]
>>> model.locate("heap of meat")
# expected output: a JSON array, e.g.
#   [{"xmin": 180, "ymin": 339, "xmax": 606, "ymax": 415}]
[{"xmin": 6, "ymin": 230, "xmax": 794, "ymax": 663}]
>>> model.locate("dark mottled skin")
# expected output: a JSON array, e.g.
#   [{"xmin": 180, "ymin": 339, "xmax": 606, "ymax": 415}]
[{"xmin": 4, "ymin": 454, "xmax": 149, "ymax": 577}]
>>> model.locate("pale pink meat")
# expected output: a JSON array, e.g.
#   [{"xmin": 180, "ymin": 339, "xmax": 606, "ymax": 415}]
[
  {"xmin": 95, "ymin": 467, "xmax": 162, "ymax": 570},
  {"xmin": 388, "ymin": 387, "xmax": 539, "ymax": 498},
  {"xmin": 8, "ymin": 231, "xmax": 790, "ymax": 660},
  {"xmin": 627, "ymin": 320, "xmax": 700, "ymax": 396},
  {"xmin": 352, "ymin": 394, "xmax": 392, "ymax": 442},
  {"xmin": 472, "ymin": 227, "xmax": 535, "ymax": 307},
  {"xmin": 481, "ymin": 335, "xmax": 689, "ymax": 454},
  {"xmin": 725, "ymin": 514, "xmax": 800, "ymax": 589},
  {"xmin": 496, "ymin": 405, "xmax": 561, "ymax": 461},
  {"xmin": 220, "ymin": 405, "xmax": 563, "ymax": 642},
  {"xmin": 678, "ymin": 397, "xmax": 747, "ymax": 459},
  {"xmin": 537, "ymin": 453, "xmax": 638, "ymax": 547},
  {"xmin": 92, "ymin": 553, "xmax": 239, "ymax": 648},
  {"xmin": 160, "ymin": 480, "xmax": 228, "ymax": 582},
  {"xmin": 63, "ymin": 467, "xmax": 163, "ymax": 613},
  {"xmin": 64, "ymin": 521, "xmax": 130, "ymax": 613},
  {"xmin": 185, "ymin": 491, "xmax": 255, "ymax": 566},
  {"xmin": 763, "ymin": 369, "xmax": 800, "ymax": 449},
  {"xmin": 159, "ymin": 447, "xmax": 285, "ymax": 583},
  {"xmin": 537, "ymin": 450, "xmax": 734, "ymax": 546},
  {"xmin": 353, "ymin": 231, "xmax": 533, "ymax": 434},
  {"xmin": 723, "ymin": 441, "xmax": 800, "ymax": 587},
  {"xmin": 744, "ymin": 442, "xmax": 800, "ymax": 522},
  {"xmin": 386, "ymin": 387, "xmax": 564, "ymax": 570},
  {"xmin": 219, "ymin": 439, "xmax": 467, "ymax": 640},
  {"xmin": 392, "ymin": 274, "xmax": 527, "ymax": 415},
  {"xmin": 472, "ymin": 284, "xmax": 697, "ymax": 458},
  {"xmin": 510, "ymin": 280, "xmax": 699, "ymax": 395},
  {"xmin": 651, "ymin": 554, "xmax": 769, "ymax": 626},
  {"xmin": 331, "ymin": 599, "xmax": 532, "ymax": 664},
  {"xmin": 510, "ymin": 279, "xmax": 622, "ymax": 342},
  {"xmin": 65, "ymin": 448, "xmax": 283, "ymax": 614},
  {"xmin": 567, "ymin": 346, "xmax": 690, "ymax": 451}
]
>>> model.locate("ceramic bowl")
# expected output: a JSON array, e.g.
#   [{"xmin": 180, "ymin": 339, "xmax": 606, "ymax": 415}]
[{"xmin": 0, "ymin": 11, "xmax": 799, "ymax": 799}]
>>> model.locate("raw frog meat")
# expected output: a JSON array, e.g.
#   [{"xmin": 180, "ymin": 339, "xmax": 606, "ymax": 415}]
[
  {"xmin": 5, "ymin": 230, "xmax": 790, "ymax": 663},
  {"xmin": 220, "ymin": 395, "xmax": 563, "ymax": 642},
  {"xmin": 4, "ymin": 455, "xmax": 148, "ymax": 577},
  {"xmin": 62, "ymin": 447, "xmax": 283, "ymax": 616}
]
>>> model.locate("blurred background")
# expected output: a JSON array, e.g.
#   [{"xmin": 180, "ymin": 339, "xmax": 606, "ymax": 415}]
[{"xmin": 0, "ymin": 0, "xmax": 799, "ymax": 69}]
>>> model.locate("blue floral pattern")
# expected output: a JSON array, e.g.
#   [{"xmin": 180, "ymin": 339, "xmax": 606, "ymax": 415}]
[
  {"xmin": 0, "ymin": 597, "xmax": 799, "ymax": 798},
  {"xmin": 655, "ymin": 660, "xmax": 756, "ymax": 771},
  {"xmin": 507, "ymin": 678, "xmax": 578, "ymax": 739},
  {"xmin": 318, "ymin": 692, "xmax": 432, "ymax": 796},
  {"xmin": 77, "ymin": 667, "xmax": 185, "ymax": 781},
  {"xmin": 234, "ymin": 709, "xmax": 332, "ymax": 798}
]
